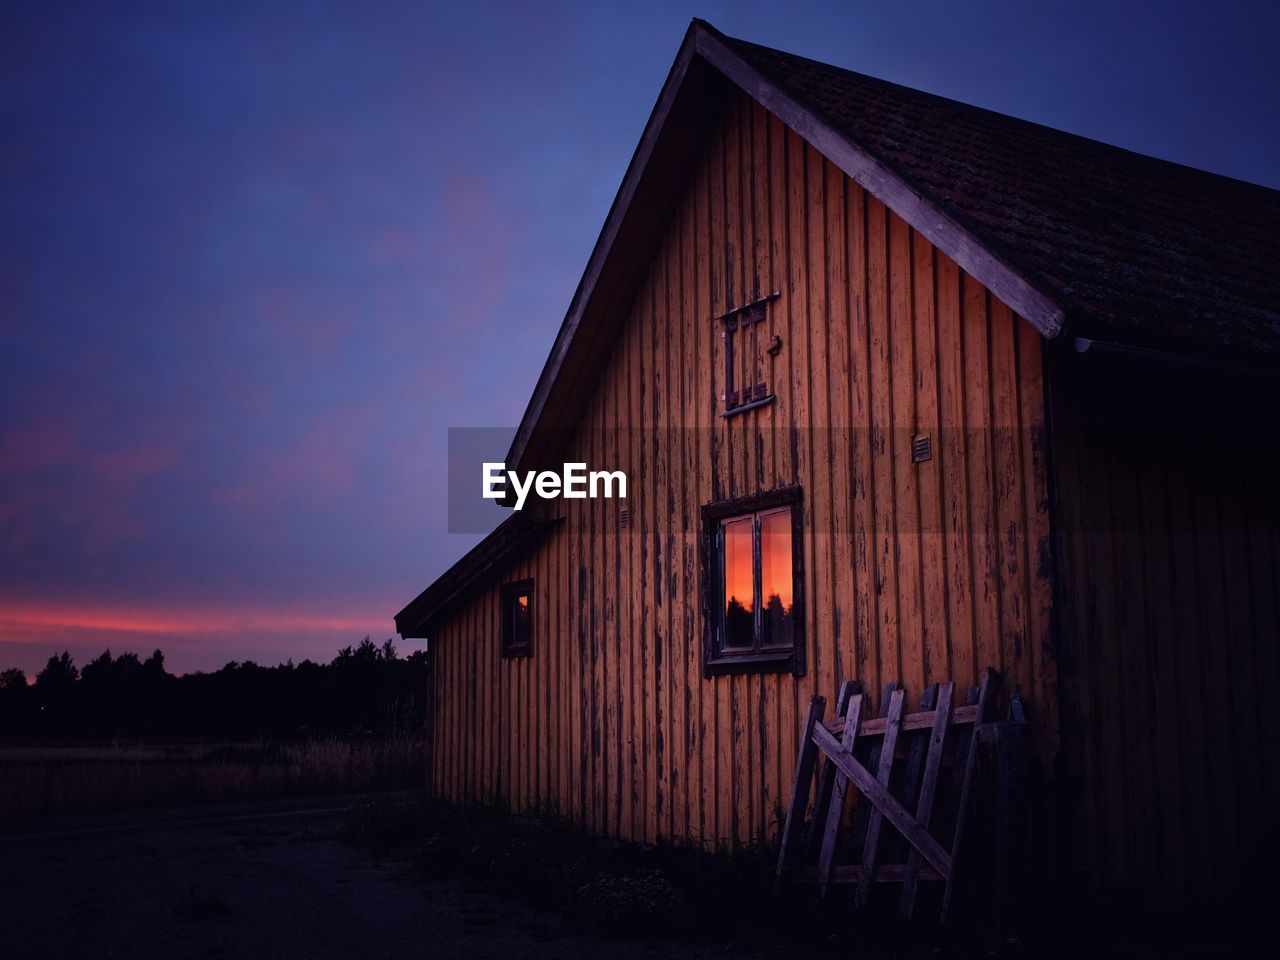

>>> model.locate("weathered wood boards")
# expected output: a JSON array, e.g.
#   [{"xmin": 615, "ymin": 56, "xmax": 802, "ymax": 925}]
[
  {"xmin": 411, "ymin": 37, "xmax": 1280, "ymax": 916},
  {"xmin": 426, "ymin": 89, "xmax": 1054, "ymax": 866},
  {"xmin": 777, "ymin": 669, "xmax": 1002, "ymax": 923}
]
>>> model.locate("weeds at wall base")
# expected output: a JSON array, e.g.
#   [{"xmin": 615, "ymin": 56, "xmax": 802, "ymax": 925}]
[{"xmin": 338, "ymin": 795, "xmax": 956, "ymax": 957}]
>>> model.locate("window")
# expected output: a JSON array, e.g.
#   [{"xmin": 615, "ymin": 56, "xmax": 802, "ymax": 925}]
[
  {"xmin": 500, "ymin": 579, "xmax": 533, "ymax": 658},
  {"xmin": 701, "ymin": 487, "xmax": 804, "ymax": 676},
  {"xmin": 719, "ymin": 292, "xmax": 779, "ymax": 416}
]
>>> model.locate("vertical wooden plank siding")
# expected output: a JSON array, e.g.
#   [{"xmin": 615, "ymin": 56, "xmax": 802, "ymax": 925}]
[
  {"xmin": 424, "ymin": 91, "xmax": 1056, "ymax": 850},
  {"xmin": 1049, "ymin": 348, "xmax": 1280, "ymax": 905}
]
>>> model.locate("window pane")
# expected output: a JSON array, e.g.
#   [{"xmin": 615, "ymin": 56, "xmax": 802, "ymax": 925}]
[
  {"xmin": 512, "ymin": 592, "xmax": 530, "ymax": 649},
  {"xmin": 759, "ymin": 509, "xmax": 794, "ymax": 651},
  {"xmin": 721, "ymin": 516, "xmax": 754, "ymax": 651}
]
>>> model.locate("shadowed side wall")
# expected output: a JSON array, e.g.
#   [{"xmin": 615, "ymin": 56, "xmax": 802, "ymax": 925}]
[
  {"xmin": 1049, "ymin": 346, "xmax": 1280, "ymax": 906},
  {"xmin": 427, "ymin": 89, "xmax": 1057, "ymax": 850}
]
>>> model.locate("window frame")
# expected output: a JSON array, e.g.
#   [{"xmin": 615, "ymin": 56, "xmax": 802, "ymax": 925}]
[
  {"xmin": 499, "ymin": 578, "xmax": 534, "ymax": 659},
  {"xmin": 718, "ymin": 293, "xmax": 779, "ymax": 418},
  {"xmin": 700, "ymin": 486, "xmax": 805, "ymax": 677}
]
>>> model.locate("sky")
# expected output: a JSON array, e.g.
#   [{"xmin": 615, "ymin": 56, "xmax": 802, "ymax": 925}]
[{"xmin": 2, "ymin": 0, "xmax": 1278, "ymax": 677}]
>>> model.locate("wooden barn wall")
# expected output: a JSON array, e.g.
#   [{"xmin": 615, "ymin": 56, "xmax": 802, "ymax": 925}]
[
  {"xmin": 427, "ymin": 90, "xmax": 1057, "ymax": 849},
  {"xmin": 1049, "ymin": 347, "xmax": 1280, "ymax": 905}
]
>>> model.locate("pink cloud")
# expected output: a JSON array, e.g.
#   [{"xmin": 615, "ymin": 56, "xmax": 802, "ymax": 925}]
[
  {"xmin": 213, "ymin": 401, "xmax": 378, "ymax": 510},
  {"xmin": 0, "ymin": 600, "xmax": 387, "ymax": 636},
  {"xmin": 0, "ymin": 410, "xmax": 183, "ymax": 558},
  {"xmin": 0, "ymin": 599, "xmax": 404, "ymax": 676},
  {"xmin": 0, "ymin": 415, "xmax": 79, "ymax": 473}
]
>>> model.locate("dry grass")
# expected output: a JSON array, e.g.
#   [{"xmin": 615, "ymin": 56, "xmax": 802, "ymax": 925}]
[{"xmin": 0, "ymin": 736, "xmax": 425, "ymax": 819}]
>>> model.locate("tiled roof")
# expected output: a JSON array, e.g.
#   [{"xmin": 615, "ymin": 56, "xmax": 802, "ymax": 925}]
[{"xmin": 721, "ymin": 30, "xmax": 1280, "ymax": 356}]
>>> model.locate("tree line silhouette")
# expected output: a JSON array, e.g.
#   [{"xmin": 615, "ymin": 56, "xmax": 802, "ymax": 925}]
[
  {"xmin": 0, "ymin": 637, "xmax": 428, "ymax": 741},
  {"xmin": 724, "ymin": 592, "xmax": 794, "ymax": 649}
]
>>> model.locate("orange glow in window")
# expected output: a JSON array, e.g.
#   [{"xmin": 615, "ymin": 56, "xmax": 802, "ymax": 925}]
[{"xmin": 721, "ymin": 516, "xmax": 754, "ymax": 650}]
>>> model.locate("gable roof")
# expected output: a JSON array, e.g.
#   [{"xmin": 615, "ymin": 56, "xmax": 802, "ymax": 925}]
[
  {"xmin": 506, "ymin": 18, "xmax": 1280, "ymax": 482},
  {"xmin": 399, "ymin": 20, "xmax": 1280, "ymax": 637}
]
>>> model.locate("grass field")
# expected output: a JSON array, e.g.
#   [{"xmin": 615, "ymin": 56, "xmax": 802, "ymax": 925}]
[{"xmin": 0, "ymin": 736, "xmax": 425, "ymax": 819}]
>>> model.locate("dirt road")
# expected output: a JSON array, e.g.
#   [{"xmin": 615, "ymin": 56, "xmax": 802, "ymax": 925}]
[{"xmin": 0, "ymin": 794, "xmax": 754, "ymax": 959}]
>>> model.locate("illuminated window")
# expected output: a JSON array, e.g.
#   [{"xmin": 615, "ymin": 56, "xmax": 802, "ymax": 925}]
[
  {"xmin": 701, "ymin": 487, "xmax": 804, "ymax": 676},
  {"xmin": 500, "ymin": 579, "xmax": 533, "ymax": 658}
]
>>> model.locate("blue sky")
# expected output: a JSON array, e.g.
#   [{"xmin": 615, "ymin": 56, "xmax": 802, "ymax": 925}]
[{"xmin": 2, "ymin": 0, "xmax": 1277, "ymax": 675}]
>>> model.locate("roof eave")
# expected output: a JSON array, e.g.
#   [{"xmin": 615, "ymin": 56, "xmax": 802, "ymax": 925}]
[
  {"xmin": 503, "ymin": 23, "xmax": 705, "ymax": 479},
  {"xmin": 395, "ymin": 513, "xmax": 556, "ymax": 639}
]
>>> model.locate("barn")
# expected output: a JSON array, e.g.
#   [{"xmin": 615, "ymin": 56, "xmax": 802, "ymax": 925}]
[{"xmin": 396, "ymin": 20, "xmax": 1280, "ymax": 908}]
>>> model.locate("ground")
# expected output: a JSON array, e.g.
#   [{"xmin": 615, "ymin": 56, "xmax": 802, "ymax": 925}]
[
  {"xmin": 0, "ymin": 793, "xmax": 766, "ymax": 960},
  {"xmin": 0, "ymin": 792, "xmax": 1245, "ymax": 959}
]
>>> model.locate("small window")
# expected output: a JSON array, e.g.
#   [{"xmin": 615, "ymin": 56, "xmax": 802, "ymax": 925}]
[
  {"xmin": 719, "ymin": 293, "xmax": 778, "ymax": 416},
  {"xmin": 701, "ymin": 487, "xmax": 804, "ymax": 676},
  {"xmin": 500, "ymin": 579, "xmax": 533, "ymax": 658}
]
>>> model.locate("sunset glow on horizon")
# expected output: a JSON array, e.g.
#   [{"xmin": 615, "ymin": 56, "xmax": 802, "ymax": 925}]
[
  {"xmin": 0, "ymin": 601, "xmax": 401, "ymax": 676},
  {"xmin": 0, "ymin": 602, "xmax": 392, "ymax": 636}
]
